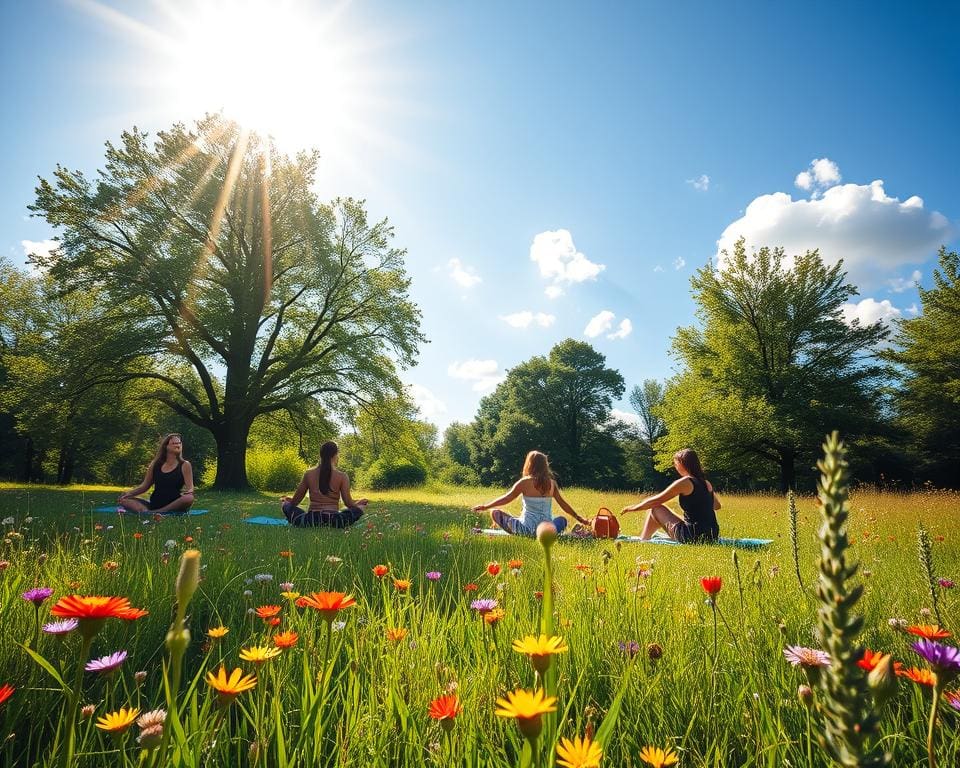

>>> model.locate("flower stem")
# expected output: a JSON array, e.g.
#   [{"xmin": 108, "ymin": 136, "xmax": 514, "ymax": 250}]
[
  {"xmin": 62, "ymin": 634, "xmax": 93, "ymax": 768},
  {"xmin": 927, "ymin": 680, "xmax": 942, "ymax": 768}
]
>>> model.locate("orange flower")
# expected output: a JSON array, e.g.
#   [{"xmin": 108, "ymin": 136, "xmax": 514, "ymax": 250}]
[
  {"xmin": 899, "ymin": 666, "xmax": 936, "ymax": 687},
  {"xmin": 103, "ymin": 561, "xmax": 119, "ymax": 572},
  {"xmin": 295, "ymin": 596, "xmax": 309, "ymax": 608},
  {"xmin": 206, "ymin": 666, "xmax": 257, "ymax": 704},
  {"xmin": 184, "ymin": 536, "xmax": 194, "ymax": 543},
  {"xmin": 428, "ymin": 694, "xmax": 461, "ymax": 730},
  {"xmin": 132, "ymin": 533, "xmax": 143, "ymax": 540},
  {"xmin": 487, "ymin": 562, "xmax": 501, "ymax": 577},
  {"xmin": 393, "ymin": 578, "xmax": 412, "ymax": 592},
  {"xmin": 298, "ymin": 592, "xmax": 357, "ymax": 622},
  {"xmin": 858, "ymin": 649, "xmax": 903, "ymax": 674},
  {"xmin": 51, "ymin": 596, "xmax": 145, "ymax": 623},
  {"xmin": 256, "ymin": 605, "xmax": 282, "ymax": 619},
  {"xmin": 273, "ymin": 631, "xmax": 299, "ymax": 649},
  {"xmin": 484, "ymin": 608, "xmax": 505, "ymax": 626},
  {"xmin": 573, "ymin": 564, "xmax": 593, "ymax": 575},
  {"xmin": 508, "ymin": 559, "xmax": 523, "ymax": 570},
  {"xmin": 372, "ymin": 564, "xmax": 389, "ymax": 578},
  {"xmin": 464, "ymin": 583, "xmax": 478, "ymax": 592},
  {"xmin": 906, "ymin": 625, "xmax": 951, "ymax": 640},
  {"xmin": 267, "ymin": 617, "xmax": 281, "ymax": 627},
  {"xmin": 118, "ymin": 607, "xmax": 150, "ymax": 620},
  {"xmin": 386, "ymin": 627, "xmax": 408, "ymax": 643},
  {"xmin": 279, "ymin": 550, "xmax": 293, "ymax": 558}
]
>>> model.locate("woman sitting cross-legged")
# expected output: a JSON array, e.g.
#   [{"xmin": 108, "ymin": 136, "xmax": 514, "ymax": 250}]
[
  {"xmin": 281, "ymin": 441, "xmax": 368, "ymax": 528},
  {"xmin": 621, "ymin": 448, "xmax": 721, "ymax": 543},
  {"xmin": 472, "ymin": 450, "xmax": 589, "ymax": 536},
  {"xmin": 118, "ymin": 433, "xmax": 195, "ymax": 514}
]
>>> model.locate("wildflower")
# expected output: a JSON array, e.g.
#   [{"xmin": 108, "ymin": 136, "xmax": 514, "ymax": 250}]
[
  {"xmin": 798, "ymin": 685, "xmax": 814, "ymax": 707},
  {"xmin": 255, "ymin": 605, "xmax": 281, "ymax": 619},
  {"xmin": 508, "ymin": 559, "xmax": 523, "ymax": 570},
  {"xmin": 637, "ymin": 561, "xmax": 653, "ymax": 578},
  {"xmin": 700, "ymin": 576, "xmax": 722, "ymax": 596},
  {"xmin": 938, "ymin": 578, "xmax": 955, "ymax": 589},
  {"xmin": 867, "ymin": 654, "xmax": 899, "ymax": 706},
  {"xmin": 85, "ymin": 651, "xmax": 128, "ymax": 674},
  {"xmin": 50, "ymin": 596, "xmax": 147, "ymax": 638},
  {"xmin": 183, "ymin": 536, "xmax": 193, "ymax": 543},
  {"xmin": 899, "ymin": 666, "xmax": 936, "ymax": 687},
  {"xmin": 136, "ymin": 709, "xmax": 166, "ymax": 729},
  {"xmin": 487, "ymin": 562, "xmax": 501, "ymax": 577},
  {"xmin": 426, "ymin": 571, "xmax": 442, "ymax": 581},
  {"xmin": 647, "ymin": 642, "xmax": 664, "ymax": 661},
  {"xmin": 556, "ymin": 734, "xmax": 603, "ymax": 768},
  {"xmin": 254, "ymin": 574, "xmax": 274, "ymax": 583},
  {"xmin": 132, "ymin": 532, "xmax": 143, "ymax": 540},
  {"xmin": 428, "ymin": 694, "xmax": 461, "ymax": 731},
  {"xmin": 512, "ymin": 634, "xmax": 569, "ymax": 675},
  {"xmin": 22, "ymin": 587, "xmax": 54, "ymax": 606},
  {"xmin": 386, "ymin": 627, "xmax": 408, "ymax": 643},
  {"xmin": 134, "ymin": 671, "xmax": 147, "ymax": 684},
  {"xmin": 280, "ymin": 581, "xmax": 294, "ymax": 591},
  {"xmin": 206, "ymin": 626, "xmax": 229, "ymax": 639},
  {"xmin": 858, "ymin": 649, "xmax": 903, "ymax": 674},
  {"xmin": 393, "ymin": 578, "xmax": 412, "ymax": 592},
  {"xmin": 243, "ymin": 590, "xmax": 253, "ymax": 598},
  {"xmin": 332, "ymin": 620, "xmax": 346, "ymax": 632},
  {"xmin": 95, "ymin": 707, "xmax": 140, "ymax": 733},
  {"xmin": 0, "ymin": 684, "xmax": 13, "ymax": 707},
  {"xmin": 279, "ymin": 551, "xmax": 292, "ymax": 558},
  {"xmin": 906, "ymin": 624, "xmax": 951, "ymax": 640},
  {"xmin": 206, "ymin": 666, "xmax": 257, "ymax": 705},
  {"xmin": 164, "ymin": 540, "xmax": 176, "ymax": 549},
  {"xmin": 946, "ymin": 690, "xmax": 960, "ymax": 711},
  {"xmin": 911, "ymin": 639, "xmax": 960, "ymax": 683},
  {"xmin": 1, "ymin": 517, "xmax": 14, "ymax": 525},
  {"xmin": 618, "ymin": 641, "xmax": 640, "ymax": 658},
  {"xmin": 81, "ymin": 704, "xmax": 96, "ymax": 718},
  {"xmin": 494, "ymin": 688, "xmax": 557, "ymax": 740},
  {"xmin": 138, "ymin": 724, "xmax": 164, "ymax": 750},
  {"xmin": 484, "ymin": 608, "xmax": 506, "ymax": 626},
  {"xmin": 536, "ymin": 522, "xmax": 558, "ymax": 548},
  {"xmin": 464, "ymin": 583, "xmax": 478, "ymax": 592},
  {"xmin": 239, "ymin": 646, "xmax": 282, "ymax": 665},
  {"xmin": 298, "ymin": 591, "xmax": 357, "ymax": 623},
  {"xmin": 372, "ymin": 564, "xmax": 389, "ymax": 578},
  {"xmin": 103, "ymin": 561, "xmax": 119, "ymax": 572},
  {"xmin": 280, "ymin": 591, "xmax": 300, "ymax": 601},
  {"xmin": 273, "ymin": 631, "xmax": 299, "ymax": 649},
  {"xmin": 783, "ymin": 646, "xmax": 831, "ymax": 669},
  {"xmin": 638, "ymin": 746, "xmax": 679, "ymax": 767},
  {"xmin": 573, "ymin": 564, "xmax": 593, "ymax": 576},
  {"xmin": 471, "ymin": 598, "xmax": 498, "ymax": 615},
  {"xmin": 888, "ymin": 618, "xmax": 908, "ymax": 630}
]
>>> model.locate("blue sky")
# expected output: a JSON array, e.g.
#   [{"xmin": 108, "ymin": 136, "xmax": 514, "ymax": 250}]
[{"xmin": 2, "ymin": 1, "xmax": 958, "ymax": 431}]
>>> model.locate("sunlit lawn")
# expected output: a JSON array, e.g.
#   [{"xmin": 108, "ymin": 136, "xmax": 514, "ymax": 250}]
[{"xmin": 0, "ymin": 483, "xmax": 957, "ymax": 766}]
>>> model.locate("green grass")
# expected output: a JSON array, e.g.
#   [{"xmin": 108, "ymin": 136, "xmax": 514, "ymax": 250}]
[{"xmin": 0, "ymin": 484, "xmax": 958, "ymax": 766}]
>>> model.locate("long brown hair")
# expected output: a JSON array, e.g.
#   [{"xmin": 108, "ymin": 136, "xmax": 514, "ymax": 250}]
[
  {"xmin": 317, "ymin": 441, "xmax": 339, "ymax": 495},
  {"xmin": 150, "ymin": 434, "xmax": 183, "ymax": 476},
  {"xmin": 674, "ymin": 448, "xmax": 707, "ymax": 483},
  {"xmin": 522, "ymin": 450, "xmax": 553, "ymax": 495}
]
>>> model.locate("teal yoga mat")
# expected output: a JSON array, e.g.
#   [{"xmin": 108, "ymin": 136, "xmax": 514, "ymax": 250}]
[
  {"xmin": 94, "ymin": 506, "xmax": 208, "ymax": 516},
  {"xmin": 475, "ymin": 528, "xmax": 772, "ymax": 548},
  {"xmin": 244, "ymin": 516, "xmax": 289, "ymax": 526}
]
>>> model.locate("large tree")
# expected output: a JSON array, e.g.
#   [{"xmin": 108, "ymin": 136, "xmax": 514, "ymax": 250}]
[
  {"xmin": 883, "ymin": 247, "xmax": 960, "ymax": 485},
  {"xmin": 658, "ymin": 239, "xmax": 888, "ymax": 491},
  {"xmin": 468, "ymin": 339, "xmax": 626, "ymax": 488},
  {"xmin": 30, "ymin": 116, "xmax": 424, "ymax": 488}
]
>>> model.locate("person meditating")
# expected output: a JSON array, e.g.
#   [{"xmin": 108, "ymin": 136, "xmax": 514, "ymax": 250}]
[
  {"xmin": 118, "ymin": 433, "xmax": 195, "ymax": 514},
  {"xmin": 621, "ymin": 448, "xmax": 720, "ymax": 542},
  {"xmin": 472, "ymin": 450, "xmax": 589, "ymax": 536},
  {"xmin": 281, "ymin": 440, "xmax": 368, "ymax": 528}
]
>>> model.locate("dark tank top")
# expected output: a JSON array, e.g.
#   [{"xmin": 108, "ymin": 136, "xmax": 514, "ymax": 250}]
[
  {"xmin": 678, "ymin": 476, "xmax": 719, "ymax": 536},
  {"xmin": 150, "ymin": 460, "xmax": 185, "ymax": 508}
]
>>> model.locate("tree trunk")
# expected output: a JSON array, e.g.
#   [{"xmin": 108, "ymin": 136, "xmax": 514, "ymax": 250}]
[
  {"xmin": 58, "ymin": 446, "xmax": 75, "ymax": 485},
  {"xmin": 212, "ymin": 417, "xmax": 253, "ymax": 490},
  {"xmin": 22, "ymin": 437, "xmax": 34, "ymax": 482},
  {"xmin": 779, "ymin": 448, "xmax": 796, "ymax": 494}
]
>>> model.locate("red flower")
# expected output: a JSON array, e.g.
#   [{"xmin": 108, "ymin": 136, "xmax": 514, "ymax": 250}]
[
  {"xmin": 132, "ymin": 533, "xmax": 143, "ymax": 540},
  {"xmin": 463, "ymin": 583, "xmax": 478, "ymax": 592},
  {"xmin": 508, "ymin": 559, "xmax": 523, "ymax": 570},
  {"xmin": 51, "ymin": 596, "xmax": 143, "ymax": 621},
  {"xmin": 858, "ymin": 649, "xmax": 903, "ymax": 674},
  {"xmin": 0, "ymin": 683, "xmax": 13, "ymax": 708},
  {"xmin": 256, "ymin": 605, "xmax": 282, "ymax": 619},
  {"xmin": 428, "ymin": 694, "xmax": 461, "ymax": 731},
  {"xmin": 700, "ymin": 576, "xmax": 723, "ymax": 596},
  {"xmin": 298, "ymin": 592, "xmax": 357, "ymax": 622},
  {"xmin": 487, "ymin": 562, "xmax": 501, "ymax": 577},
  {"xmin": 372, "ymin": 564, "xmax": 389, "ymax": 578}
]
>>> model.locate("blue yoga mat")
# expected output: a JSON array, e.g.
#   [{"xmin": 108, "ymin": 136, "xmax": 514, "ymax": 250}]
[
  {"xmin": 476, "ymin": 528, "xmax": 772, "ymax": 548},
  {"xmin": 244, "ymin": 516, "xmax": 289, "ymax": 526},
  {"xmin": 94, "ymin": 505, "xmax": 208, "ymax": 516}
]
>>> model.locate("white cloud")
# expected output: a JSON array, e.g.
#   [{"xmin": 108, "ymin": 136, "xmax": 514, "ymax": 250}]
[
  {"xmin": 673, "ymin": 256, "xmax": 686, "ymax": 270},
  {"xmin": 905, "ymin": 303, "xmax": 919, "ymax": 316},
  {"xmin": 840, "ymin": 298, "xmax": 901, "ymax": 327},
  {"xmin": 716, "ymin": 178, "xmax": 953, "ymax": 289},
  {"xmin": 21, "ymin": 239, "xmax": 58, "ymax": 262},
  {"xmin": 544, "ymin": 285, "xmax": 565, "ymax": 299},
  {"xmin": 609, "ymin": 408, "xmax": 642, "ymax": 427},
  {"xmin": 607, "ymin": 318, "xmax": 632, "ymax": 340},
  {"xmin": 584, "ymin": 310, "xmax": 615, "ymax": 339},
  {"xmin": 500, "ymin": 311, "xmax": 556, "ymax": 329},
  {"xmin": 653, "ymin": 265, "xmax": 664, "ymax": 273},
  {"xmin": 407, "ymin": 383, "xmax": 447, "ymax": 422},
  {"xmin": 795, "ymin": 158, "xmax": 841, "ymax": 196},
  {"xmin": 448, "ymin": 359, "xmax": 504, "ymax": 393},
  {"xmin": 795, "ymin": 171, "xmax": 813, "ymax": 190},
  {"xmin": 447, "ymin": 258, "xmax": 481, "ymax": 288},
  {"xmin": 530, "ymin": 229, "xmax": 605, "ymax": 286},
  {"xmin": 686, "ymin": 174, "xmax": 710, "ymax": 192},
  {"xmin": 887, "ymin": 270, "xmax": 922, "ymax": 293}
]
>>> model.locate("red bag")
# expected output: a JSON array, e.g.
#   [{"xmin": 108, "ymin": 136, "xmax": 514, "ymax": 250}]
[{"xmin": 591, "ymin": 507, "xmax": 620, "ymax": 539}]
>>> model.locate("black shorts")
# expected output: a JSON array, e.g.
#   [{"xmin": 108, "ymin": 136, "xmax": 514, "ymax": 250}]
[
  {"xmin": 674, "ymin": 522, "xmax": 719, "ymax": 544},
  {"xmin": 282, "ymin": 502, "xmax": 363, "ymax": 529}
]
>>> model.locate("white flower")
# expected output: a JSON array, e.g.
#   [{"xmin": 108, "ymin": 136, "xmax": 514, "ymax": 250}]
[
  {"xmin": 2, "ymin": 517, "xmax": 14, "ymax": 525},
  {"xmin": 243, "ymin": 590, "xmax": 253, "ymax": 598},
  {"xmin": 254, "ymin": 573, "xmax": 273, "ymax": 582},
  {"xmin": 280, "ymin": 582, "xmax": 294, "ymax": 591},
  {"xmin": 326, "ymin": 555, "xmax": 343, "ymax": 564},
  {"xmin": 164, "ymin": 540, "xmax": 176, "ymax": 549},
  {"xmin": 332, "ymin": 621, "xmax": 346, "ymax": 632},
  {"xmin": 24, "ymin": 517, "xmax": 33, "ymax": 524}
]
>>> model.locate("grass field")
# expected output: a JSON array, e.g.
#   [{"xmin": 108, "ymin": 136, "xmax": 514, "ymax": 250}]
[{"xmin": 0, "ymin": 482, "xmax": 957, "ymax": 766}]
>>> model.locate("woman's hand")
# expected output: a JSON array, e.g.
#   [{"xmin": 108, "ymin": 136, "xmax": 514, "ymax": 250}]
[
  {"xmin": 118, "ymin": 493, "xmax": 130, "ymax": 502},
  {"xmin": 471, "ymin": 503, "xmax": 487, "ymax": 512},
  {"xmin": 357, "ymin": 498, "xmax": 369, "ymax": 507},
  {"xmin": 280, "ymin": 495, "xmax": 292, "ymax": 503},
  {"xmin": 621, "ymin": 503, "xmax": 640, "ymax": 514}
]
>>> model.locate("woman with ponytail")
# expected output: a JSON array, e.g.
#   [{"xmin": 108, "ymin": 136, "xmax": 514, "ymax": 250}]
[
  {"xmin": 280, "ymin": 441, "xmax": 368, "ymax": 528},
  {"xmin": 621, "ymin": 448, "xmax": 721, "ymax": 543},
  {"xmin": 472, "ymin": 450, "xmax": 588, "ymax": 537}
]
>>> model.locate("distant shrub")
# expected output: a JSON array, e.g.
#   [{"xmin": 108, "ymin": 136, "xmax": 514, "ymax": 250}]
[
  {"xmin": 438, "ymin": 464, "xmax": 480, "ymax": 486},
  {"xmin": 200, "ymin": 448, "xmax": 306, "ymax": 491},
  {"xmin": 364, "ymin": 458, "xmax": 427, "ymax": 489}
]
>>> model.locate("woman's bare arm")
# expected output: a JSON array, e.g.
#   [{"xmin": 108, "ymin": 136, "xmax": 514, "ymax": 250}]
[
  {"xmin": 340, "ymin": 474, "xmax": 368, "ymax": 509},
  {"xmin": 282, "ymin": 473, "xmax": 310, "ymax": 506},
  {"xmin": 552, "ymin": 485, "xmax": 589, "ymax": 524},
  {"xmin": 621, "ymin": 478, "xmax": 692, "ymax": 513},
  {"xmin": 181, "ymin": 461, "xmax": 195, "ymax": 495},
  {"xmin": 472, "ymin": 480, "xmax": 524, "ymax": 511},
  {"xmin": 119, "ymin": 467, "xmax": 153, "ymax": 500}
]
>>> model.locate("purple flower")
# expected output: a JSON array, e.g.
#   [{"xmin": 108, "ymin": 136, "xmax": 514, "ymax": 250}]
[
  {"xmin": 22, "ymin": 587, "xmax": 54, "ymax": 606},
  {"xmin": 470, "ymin": 598, "xmax": 498, "ymax": 614},
  {"xmin": 426, "ymin": 571, "xmax": 442, "ymax": 581},
  {"xmin": 783, "ymin": 646, "xmax": 831, "ymax": 668},
  {"xmin": 938, "ymin": 578, "xmax": 955, "ymax": 589},
  {"xmin": 618, "ymin": 641, "xmax": 640, "ymax": 657},
  {"xmin": 911, "ymin": 640, "xmax": 960, "ymax": 681},
  {"xmin": 85, "ymin": 650, "xmax": 128, "ymax": 674},
  {"xmin": 43, "ymin": 619, "xmax": 79, "ymax": 635}
]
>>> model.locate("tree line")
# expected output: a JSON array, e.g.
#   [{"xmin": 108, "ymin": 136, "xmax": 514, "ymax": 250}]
[{"xmin": 0, "ymin": 115, "xmax": 957, "ymax": 491}]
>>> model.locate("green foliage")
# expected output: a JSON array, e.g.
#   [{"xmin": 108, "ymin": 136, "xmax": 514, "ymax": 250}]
[
  {"xmin": 883, "ymin": 247, "xmax": 960, "ymax": 485},
  {"xmin": 436, "ymin": 462, "xmax": 480, "ymax": 486},
  {"xmin": 657, "ymin": 239, "xmax": 889, "ymax": 491},
  {"xmin": 363, "ymin": 457, "xmax": 428, "ymax": 489},
  {"xmin": 467, "ymin": 339, "xmax": 627, "ymax": 488},
  {"xmin": 246, "ymin": 447, "xmax": 307, "ymax": 492},
  {"xmin": 30, "ymin": 115, "xmax": 425, "ymax": 489}
]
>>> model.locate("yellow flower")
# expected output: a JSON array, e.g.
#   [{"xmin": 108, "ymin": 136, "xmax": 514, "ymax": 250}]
[
  {"xmin": 239, "ymin": 645, "xmax": 282, "ymax": 665},
  {"xmin": 494, "ymin": 688, "xmax": 557, "ymax": 741},
  {"xmin": 484, "ymin": 608, "xmax": 506, "ymax": 626},
  {"xmin": 95, "ymin": 706, "xmax": 140, "ymax": 733},
  {"xmin": 206, "ymin": 626, "xmax": 229, "ymax": 639},
  {"xmin": 556, "ymin": 734, "xmax": 603, "ymax": 768},
  {"xmin": 205, "ymin": 666, "xmax": 257, "ymax": 704},
  {"xmin": 511, "ymin": 634, "xmax": 569, "ymax": 674},
  {"xmin": 638, "ymin": 746, "xmax": 679, "ymax": 767},
  {"xmin": 280, "ymin": 591, "xmax": 301, "ymax": 601}
]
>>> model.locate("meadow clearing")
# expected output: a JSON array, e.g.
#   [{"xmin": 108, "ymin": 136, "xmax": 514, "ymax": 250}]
[{"xmin": 0, "ymin": 480, "xmax": 957, "ymax": 767}]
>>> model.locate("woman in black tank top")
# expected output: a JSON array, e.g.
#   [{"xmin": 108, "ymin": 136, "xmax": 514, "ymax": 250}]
[
  {"xmin": 621, "ymin": 448, "xmax": 721, "ymax": 543},
  {"xmin": 118, "ymin": 433, "xmax": 196, "ymax": 514}
]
